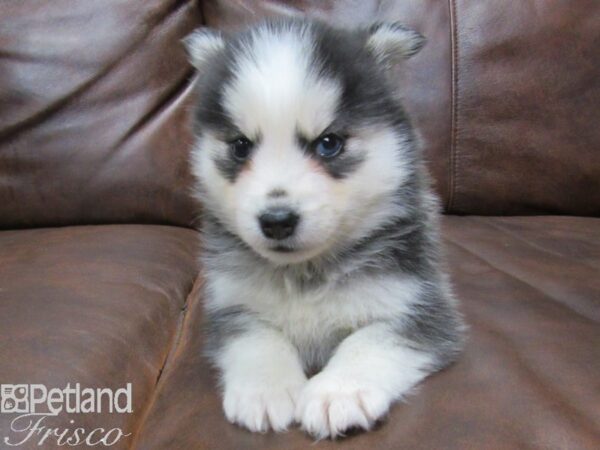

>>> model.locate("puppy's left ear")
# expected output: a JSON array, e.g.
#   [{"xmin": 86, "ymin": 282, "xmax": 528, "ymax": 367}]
[
  {"xmin": 366, "ymin": 23, "xmax": 425, "ymax": 66},
  {"xmin": 183, "ymin": 29, "xmax": 225, "ymax": 69}
]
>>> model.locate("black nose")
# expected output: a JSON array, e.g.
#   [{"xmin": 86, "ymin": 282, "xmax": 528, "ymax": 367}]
[{"xmin": 259, "ymin": 208, "xmax": 299, "ymax": 240}]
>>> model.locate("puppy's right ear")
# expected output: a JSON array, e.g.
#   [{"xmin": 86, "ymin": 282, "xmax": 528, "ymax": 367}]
[{"xmin": 183, "ymin": 29, "xmax": 225, "ymax": 69}]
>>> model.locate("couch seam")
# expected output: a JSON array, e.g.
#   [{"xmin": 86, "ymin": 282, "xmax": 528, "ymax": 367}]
[
  {"xmin": 198, "ymin": 0, "xmax": 206, "ymax": 25},
  {"xmin": 128, "ymin": 272, "xmax": 204, "ymax": 450},
  {"xmin": 447, "ymin": 0, "xmax": 459, "ymax": 212}
]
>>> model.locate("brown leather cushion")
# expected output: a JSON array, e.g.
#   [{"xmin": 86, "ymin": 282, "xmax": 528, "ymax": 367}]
[
  {"xmin": 1, "ymin": 0, "xmax": 598, "ymax": 225},
  {"xmin": 132, "ymin": 216, "xmax": 600, "ymax": 449},
  {"xmin": 0, "ymin": 0, "xmax": 201, "ymax": 229},
  {"xmin": 0, "ymin": 225, "xmax": 199, "ymax": 448}
]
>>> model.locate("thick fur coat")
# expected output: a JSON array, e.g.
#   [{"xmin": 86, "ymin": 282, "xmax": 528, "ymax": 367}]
[{"xmin": 185, "ymin": 19, "xmax": 465, "ymax": 439}]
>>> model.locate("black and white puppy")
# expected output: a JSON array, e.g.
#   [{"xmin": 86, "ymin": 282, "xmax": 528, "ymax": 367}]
[{"xmin": 184, "ymin": 19, "xmax": 465, "ymax": 439}]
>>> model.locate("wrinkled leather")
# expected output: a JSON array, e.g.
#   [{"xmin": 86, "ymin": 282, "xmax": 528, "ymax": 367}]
[
  {"xmin": 131, "ymin": 216, "xmax": 600, "ymax": 449},
  {"xmin": 0, "ymin": 225, "xmax": 199, "ymax": 449},
  {"xmin": 1, "ymin": 0, "xmax": 598, "ymax": 226},
  {"xmin": 0, "ymin": 0, "xmax": 201, "ymax": 229}
]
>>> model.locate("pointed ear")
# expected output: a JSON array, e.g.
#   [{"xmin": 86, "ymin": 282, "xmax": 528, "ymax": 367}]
[
  {"xmin": 366, "ymin": 23, "xmax": 425, "ymax": 66},
  {"xmin": 183, "ymin": 29, "xmax": 225, "ymax": 69}
]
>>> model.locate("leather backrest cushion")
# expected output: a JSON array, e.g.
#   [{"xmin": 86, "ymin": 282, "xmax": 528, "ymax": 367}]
[
  {"xmin": 447, "ymin": 0, "xmax": 600, "ymax": 215},
  {"xmin": 1, "ymin": 0, "xmax": 598, "ymax": 225},
  {"xmin": 0, "ymin": 0, "xmax": 201, "ymax": 228}
]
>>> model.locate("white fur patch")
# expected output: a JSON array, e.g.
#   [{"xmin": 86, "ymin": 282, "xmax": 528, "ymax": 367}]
[
  {"xmin": 207, "ymin": 270, "xmax": 423, "ymax": 368},
  {"xmin": 295, "ymin": 323, "xmax": 433, "ymax": 439},
  {"xmin": 223, "ymin": 24, "xmax": 341, "ymax": 139},
  {"xmin": 335, "ymin": 127, "xmax": 412, "ymax": 243},
  {"xmin": 218, "ymin": 327, "xmax": 307, "ymax": 432}
]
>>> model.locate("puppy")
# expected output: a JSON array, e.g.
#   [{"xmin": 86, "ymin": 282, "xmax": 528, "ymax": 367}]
[{"xmin": 184, "ymin": 19, "xmax": 465, "ymax": 439}]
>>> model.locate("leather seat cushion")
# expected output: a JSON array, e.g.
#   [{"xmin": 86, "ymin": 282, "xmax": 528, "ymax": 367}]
[
  {"xmin": 132, "ymin": 216, "xmax": 600, "ymax": 449},
  {"xmin": 1, "ymin": 218, "xmax": 598, "ymax": 449},
  {"xmin": 0, "ymin": 225, "xmax": 199, "ymax": 447}
]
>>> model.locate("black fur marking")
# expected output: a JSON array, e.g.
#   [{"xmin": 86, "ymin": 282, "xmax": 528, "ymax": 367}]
[
  {"xmin": 305, "ymin": 22, "xmax": 413, "ymax": 179},
  {"xmin": 192, "ymin": 46, "xmax": 235, "ymax": 135},
  {"xmin": 396, "ymin": 282, "xmax": 466, "ymax": 371},
  {"xmin": 203, "ymin": 305, "xmax": 256, "ymax": 360},
  {"xmin": 311, "ymin": 22, "xmax": 410, "ymax": 130},
  {"xmin": 268, "ymin": 189, "xmax": 287, "ymax": 198},
  {"xmin": 321, "ymin": 151, "xmax": 365, "ymax": 179},
  {"xmin": 190, "ymin": 38, "xmax": 250, "ymax": 183},
  {"xmin": 273, "ymin": 245, "xmax": 295, "ymax": 253},
  {"xmin": 214, "ymin": 152, "xmax": 247, "ymax": 183}
]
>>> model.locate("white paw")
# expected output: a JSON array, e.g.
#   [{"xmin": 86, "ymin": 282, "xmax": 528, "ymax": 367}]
[
  {"xmin": 223, "ymin": 376, "xmax": 306, "ymax": 433},
  {"xmin": 295, "ymin": 372, "xmax": 392, "ymax": 439}
]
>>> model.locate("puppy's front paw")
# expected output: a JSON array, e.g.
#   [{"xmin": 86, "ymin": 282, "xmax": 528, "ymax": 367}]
[
  {"xmin": 223, "ymin": 375, "xmax": 306, "ymax": 433},
  {"xmin": 295, "ymin": 372, "xmax": 392, "ymax": 439}
]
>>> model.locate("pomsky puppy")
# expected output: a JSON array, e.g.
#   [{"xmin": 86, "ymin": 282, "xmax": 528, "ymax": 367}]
[{"xmin": 184, "ymin": 19, "xmax": 465, "ymax": 439}]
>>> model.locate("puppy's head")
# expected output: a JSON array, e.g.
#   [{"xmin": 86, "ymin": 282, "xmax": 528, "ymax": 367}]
[{"xmin": 185, "ymin": 20, "xmax": 424, "ymax": 265}]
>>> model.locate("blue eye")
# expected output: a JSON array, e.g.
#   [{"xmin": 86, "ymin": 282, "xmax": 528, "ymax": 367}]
[
  {"xmin": 314, "ymin": 134, "xmax": 344, "ymax": 159},
  {"xmin": 230, "ymin": 137, "xmax": 253, "ymax": 161}
]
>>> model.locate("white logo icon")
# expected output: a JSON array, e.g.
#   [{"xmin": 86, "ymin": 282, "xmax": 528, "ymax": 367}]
[{"xmin": 1, "ymin": 385, "xmax": 29, "ymax": 414}]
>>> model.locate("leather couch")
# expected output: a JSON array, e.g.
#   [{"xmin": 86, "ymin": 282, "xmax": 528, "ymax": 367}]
[{"xmin": 1, "ymin": 1, "xmax": 598, "ymax": 449}]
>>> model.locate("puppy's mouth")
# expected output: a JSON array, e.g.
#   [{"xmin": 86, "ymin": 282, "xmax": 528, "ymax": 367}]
[
  {"xmin": 271, "ymin": 244, "xmax": 296, "ymax": 253},
  {"xmin": 256, "ymin": 239, "xmax": 329, "ymax": 265}
]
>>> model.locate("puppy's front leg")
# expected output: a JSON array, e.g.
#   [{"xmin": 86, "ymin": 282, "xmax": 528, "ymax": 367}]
[
  {"xmin": 214, "ymin": 323, "xmax": 307, "ymax": 432},
  {"xmin": 295, "ymin": 322, "xmax": 435, "ymax": 439}
]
